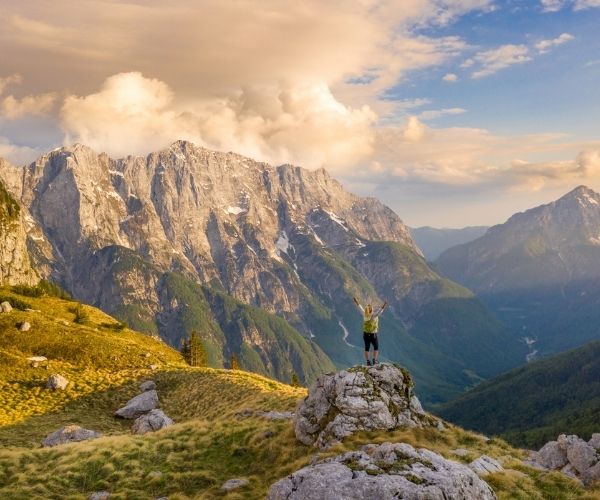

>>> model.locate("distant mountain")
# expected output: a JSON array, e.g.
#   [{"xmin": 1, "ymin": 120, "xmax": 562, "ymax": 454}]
[
  {"xmin": 0, "ymin": 141, "xmax": 524, "ymax": 400},
  {"xmin": 437, "ymin": 339, "xmax": 600, "ymax": 449},
  {"xmin": 410, "ymin": 226, "xmax": 489, "ymax": 261},
  {"xmin": 436, "ymin": 186, "xmax": 600, "ymax": 359}
]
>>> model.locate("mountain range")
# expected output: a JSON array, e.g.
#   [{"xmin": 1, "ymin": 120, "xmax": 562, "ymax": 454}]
[
  {"xmin": 436, "ymin": 185, "xmax": 600, "ymax": 359},
  {"xmin": 0, "ymin": 141, "xmax": 524, "ymax": 403},
  {"xmin": 410, "ymin": 226, "xmax": 489, "ymax": 261}
]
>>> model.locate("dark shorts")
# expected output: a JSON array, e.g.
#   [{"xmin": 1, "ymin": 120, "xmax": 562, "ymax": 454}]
[{"xmin": 363, "ymin": 332, "xmax": 379, "ymax": 351}]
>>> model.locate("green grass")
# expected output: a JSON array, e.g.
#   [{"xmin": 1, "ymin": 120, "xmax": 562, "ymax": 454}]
[{"xmin": 0, "ymin": 289, "xmax": 598, "ymax": 498}]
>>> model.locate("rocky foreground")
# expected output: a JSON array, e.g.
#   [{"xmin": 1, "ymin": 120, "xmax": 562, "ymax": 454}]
[{"xmin": 270, "ymin": 363, "xmax": 499, "ymax": 499}]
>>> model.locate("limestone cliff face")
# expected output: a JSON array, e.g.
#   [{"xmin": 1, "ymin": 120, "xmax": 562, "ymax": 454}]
[
  {"xmin": 0, "ymin": 142, "xmax": 522, "ymax": 398},
  {"xmin": 0, "ymin": 177, "xmax": 39, "ymax": 287}
]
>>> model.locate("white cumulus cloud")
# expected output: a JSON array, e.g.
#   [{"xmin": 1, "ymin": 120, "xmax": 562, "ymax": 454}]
[{"xmin": 60, "ymin": 72, "xmax": 376, "ymax": 170}]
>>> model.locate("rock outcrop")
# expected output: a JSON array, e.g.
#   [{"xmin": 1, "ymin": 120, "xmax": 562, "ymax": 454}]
[
  {"xmin": 294, "ymin": 363, "xmax": 434, "ymax": 448},
  {"xmin": 0, "ymin": 179, "xmax": 39, "ymax": 287},
  {"xmin": 529, "ymin": 433, "xmax": 600, "ymax": 485},
  {"xmin": 46, "ymin": 374, "xmax": 69, "ymax": 390},
  {"xmin": 267, "ymin": 442, "xmax": 496, "ymax": 499},
  {"xmin": 115, "ymin": 390, "xmax": 159, "ymax": 419},
  {"xmin": 132, "ymin": 409, "xmax": 174, "ymax": 434},
  {"xmin": 1, "ymin": 301, "xmax": 12, "ymax": 313},
  {"xmin": 42, "ymin": 425, "xmax": 101, "ymax": 447}
]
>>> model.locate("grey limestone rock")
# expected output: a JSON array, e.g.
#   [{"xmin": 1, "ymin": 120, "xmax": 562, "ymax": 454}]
[
  {"xmin": 132, "ymin": 409, "xmax": 174, "ymax": 434},
  {"xmin": 46, "ymin": 374, "xmax": 69, "ymax": 390},
  {"xmin": 294, "ymin": 363, "xmax": 433, "ymax": 448},
  {"xmin": 42, "ymin": 425, "xmax": 101, "ymax": 447},
  {"xmin": 139, "ymin": 380, "xmax": 156, "ymax": 392},
  {"xmin": 221, "ymin": 478, "xmax": 249, "ymax": 491},
  {"xmin": 267, "ymin": 442, "xmax": 496, "ymax": 500},
  {"xmin": 115, "ymin": 389, "xmax": 159, "ymax": 419},
  {"xmin": 469, "ymin": 455, "xmax": 504, "ymax": 475}
]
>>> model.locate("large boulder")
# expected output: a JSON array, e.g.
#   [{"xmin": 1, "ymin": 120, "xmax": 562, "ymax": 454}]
[
  {"xmin": 46, "ymin": 374, "xmax": 69, "ymax": 390},
  {"xmin": 42, "ymin": 425, "xmax": 101, "ymax": 447},
  {"xmin": 267, "ymin": 442, "xmax": 496, "ymax": 500},
  {"xmin": 132, "ymin": 409, "xmax": 174, "ymax": 434},
  {"xmin": 0, "ymin": 301, "xmax": 12, "ymax": 313},
  {"xmin": 534, "ymin": 440, "xmax": 568, "ymax": 469},
  {"xmin": 294, "ymin": 363, "xmax": 434, "ymax": 448},
  {"xmin": 115, "ymin": 390, "xmax": 159, "ymax": 419},
  {"xmin": 559, "ymin": 434, "xmax": 598, "ymax": 474}
]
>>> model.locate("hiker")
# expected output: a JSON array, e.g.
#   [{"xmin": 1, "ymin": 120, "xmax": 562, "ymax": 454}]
[{"xmin": 353, "ymin": 297, "xmax": 388, "ymax": 366}]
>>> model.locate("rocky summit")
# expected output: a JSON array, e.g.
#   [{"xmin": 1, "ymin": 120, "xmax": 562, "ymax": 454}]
[
  {"xmin": 0, "ymin": 141, "xmax": 522, "ymax": 401},
  {"xmin": 267, "ymin": 442, "xmax": 497, "ymax": 500},
  {"xmin": 294, "ymin": 363, "xmax": 436, "ymax": 448}
]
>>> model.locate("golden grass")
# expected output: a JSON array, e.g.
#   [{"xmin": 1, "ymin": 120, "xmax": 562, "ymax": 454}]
[{"xmin": 1, "ymin": 288, "xmax": 599, "ymax": 498}]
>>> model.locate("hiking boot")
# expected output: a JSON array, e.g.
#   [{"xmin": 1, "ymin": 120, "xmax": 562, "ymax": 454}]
[
  {"xmin": 366, "ymin": 360, "xmax": 372, "ymax": 366},
  {"xmin": 372, "ymin": 359, "xmax": 379, "ymax": 365}
]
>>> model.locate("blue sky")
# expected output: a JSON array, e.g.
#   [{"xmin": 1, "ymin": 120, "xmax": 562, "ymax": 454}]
[{"xmin": 0, "ymin": 0, "xmax": 599, "ymax": 227}]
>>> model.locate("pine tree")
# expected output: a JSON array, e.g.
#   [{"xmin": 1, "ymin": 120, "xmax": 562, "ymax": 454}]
[
  {"xmin": 230, "ymin": 352, "xmax": 240, "ymax": 370},
  {"xmin": 181, "ymin": 331, "xmax": 208, "ymax": 367},
  {"xmin": 290, "ymin": 371, "xmax": 301, "ymax": 387}
]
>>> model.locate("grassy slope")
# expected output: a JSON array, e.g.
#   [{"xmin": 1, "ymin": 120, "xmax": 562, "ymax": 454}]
[
  {"xmin": 0, "ymin": 289, "xmax": 597, "ymax": 499},
  {"xmin": 436, "ymin": 340, "xmax": 600, "ymax": 449}
]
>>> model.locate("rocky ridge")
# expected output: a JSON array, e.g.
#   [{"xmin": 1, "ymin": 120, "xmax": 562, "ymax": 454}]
[{"xmin": 0, "ymin": 141, "xmax": 522, "ymax": 397}]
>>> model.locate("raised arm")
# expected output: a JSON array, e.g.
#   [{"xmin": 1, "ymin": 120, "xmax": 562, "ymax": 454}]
[
  {"xmin": 353, "ymin": 297, "xmax": 364, "ymax": 313},
  {"xmin": 374, "ymin": 300, "xmax": 388, "ymax": 317}
]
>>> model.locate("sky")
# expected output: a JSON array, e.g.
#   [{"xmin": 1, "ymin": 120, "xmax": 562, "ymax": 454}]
[{"xmin": 0, "ymin": 0, "xmax": 599, "ymax": 227}]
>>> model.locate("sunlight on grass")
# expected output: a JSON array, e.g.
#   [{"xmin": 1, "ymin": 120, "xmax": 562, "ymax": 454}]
[{"xmin": 1, "ymin": 288, "xmax": 600, "ymax": 498}]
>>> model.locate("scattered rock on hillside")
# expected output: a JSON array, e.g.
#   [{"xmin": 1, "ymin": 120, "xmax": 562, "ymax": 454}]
[
  {"xmin": 132, "ymin": 409, "xmax": 174, "ymax": 434},
  {"xmin": 530, "ymin": 433, "xmax": 600, "ymax": 485},
  {"xmin": 294, "ymin": 363, "xmax": 434, "ymax": 448},
  {"xmin": 267, "ymin": 442, "xmax": 496, "ymax": 500},
  {"xmin": 452, "ymin": 448, "xmax": 469, "ymax": 457},
  {"xmin": 42, "ymin": 425, "xmax": 101, "ymax": 447},
  {"xmin": 149, "ymin": 364, "xmax": 158, "ymax": 370},
  {"xmin": 27, "ymin": 355, "xmax": 47, "ymax": 368},
  {"xmin": 140, "ymin": 380, "xmax": 156, "ymax": 392},
  {"xmin": 257, "ymin": 410, "xmax": 294, "ymax": 420},
  {"xmin": 222, "ymin": 478, "xmax": 249, "ymax": 491},
  {"xmin": 18, "ymin": 321, "xmax": 31, "ymax": 331},
  {"xmin": 0, "ymin": 301, "xmax": 12, "ymax": 313},
  {"xmin": 89, "ymin": 492, "xmax": 110, "ymax": 500},
  {"xmin": 46, "ymin": 374, "xmax": 69, "ymax": 390},
  {"xmin": 115, "ymin": 390, "xmax": 159, "ymax": 419},
  {"xmin": 470, "ymin": 455, "xmax": 504, "ymax": 475}
]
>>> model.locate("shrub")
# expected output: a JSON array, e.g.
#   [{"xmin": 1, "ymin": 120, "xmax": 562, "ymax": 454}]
[{"xmin": 73, "ymin": 303, "xmax": 90, "ymax": 324}]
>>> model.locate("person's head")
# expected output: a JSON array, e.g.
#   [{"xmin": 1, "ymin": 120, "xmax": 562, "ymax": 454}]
[{"xmin": 365, "ymin": 304, "xmax": 373, "ymax": 315}]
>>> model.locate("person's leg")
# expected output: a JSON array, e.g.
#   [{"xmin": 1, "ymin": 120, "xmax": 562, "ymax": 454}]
[
  {"xmin": 363, "ymin": 332, "xmax": 371, "ymax": 365},
  {"xmin": 372, "ymin": 335, "xmax": 379, "ymax": 363}
]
